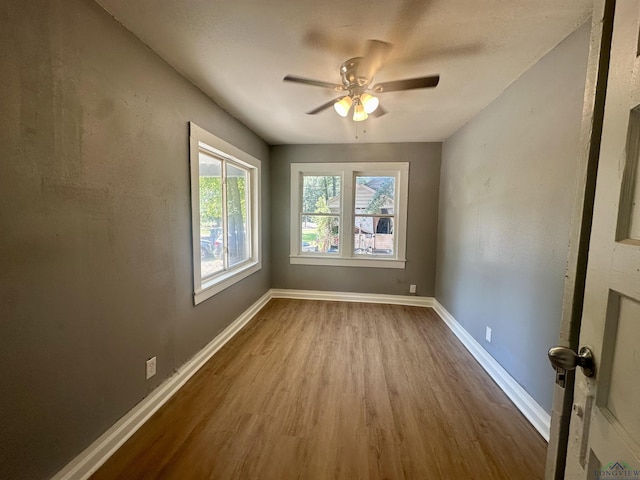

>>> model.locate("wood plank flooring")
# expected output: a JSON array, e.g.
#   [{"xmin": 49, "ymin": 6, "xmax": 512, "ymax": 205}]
[{"xmin": 92, "ymin": 299, "xmax": 547, "ymax": 479}]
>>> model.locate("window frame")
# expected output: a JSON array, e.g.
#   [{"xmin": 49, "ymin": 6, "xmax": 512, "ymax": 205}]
[
  {"xmin": 290, "ymin": 162, "xmax": 409, "ymax": 269},
  {"xmin": 190, "ymin": 122, "xmax": 261, "ymax": 305}
]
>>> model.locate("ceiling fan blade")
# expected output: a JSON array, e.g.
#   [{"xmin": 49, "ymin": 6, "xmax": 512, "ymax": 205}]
[
  {"xmin": 387, "ymin": 0, "xmax": 436, "ymax": 46},
  {"xmin": 283, "ymin": 75, "xmax": 343, "ymax": 91},
  {"xmin": 302, "ymin": 0, "xmax": 435, "ymax": 61},
  {"xmin": 387, "ymin": 43, "xmax": 483, "ymax": 67},
  {"xmin": 360, "ymin": 39, "xmax": 393, "ymax": 82},
  {"xmin": 303, "ymin": 28, "xmax": 355, "ymax": 58},
  {"xmin": 373, "ymin": 75, "xmax": 440, "ymax": 93},
  {"xmin": 306, "ymin": 97, "xmax": 341, "ymax": 115},
  {"xmin": 371, "ymin": 104, "xmax": 387, "ymax": 118}
]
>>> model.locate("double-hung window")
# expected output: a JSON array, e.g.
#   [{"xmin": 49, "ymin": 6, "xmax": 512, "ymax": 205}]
[
  {"xmin": 189, "ymin": 123, "xmax": 261, "ymax": 304},
  {"xmin": 290, "ymin": 162, "xmax": 408, "ymax": 268}
]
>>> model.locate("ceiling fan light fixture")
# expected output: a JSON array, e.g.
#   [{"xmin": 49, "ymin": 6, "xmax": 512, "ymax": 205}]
[
  {"xmin": 360, "ymin": 93, "xmax": 379, "ymax": 114},
  {"xmin": 353, "ymin": 101, "xmax": 368, "ymax": 122},
  {"xmin": 334, "ymin": 96, "xmax": 353, "ymax": 117},
  {"xmin": 283, "ymin": 41, "xmax": 440, "ymax": 121}
]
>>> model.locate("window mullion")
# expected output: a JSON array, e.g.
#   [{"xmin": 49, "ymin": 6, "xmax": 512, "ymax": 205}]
[
  {"xmin": 221, "ymin": 160, "xmax": 229, "ymax": 271},
  {"xmin": 297, "ymin": 171, "xmax": 304, "ymax": 255},
  {"xmin": 290, "ymin": 170, "xmax": 301, "ymax": 256},
  {"xmin": 393, "ymin": 171, "xmax": 401, "ymax": 258},
  {"xmin": 341, "ymin": 169, "xmax": 354, "ymax": 258},
  {"xmin": 241, "ymin": 164, "xmax": 251, "ymax": 259}
]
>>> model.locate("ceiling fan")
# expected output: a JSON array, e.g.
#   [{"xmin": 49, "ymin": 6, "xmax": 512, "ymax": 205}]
[{"xmin": 283, "ymin": 39, "xmax": 440, "ymax": 121}]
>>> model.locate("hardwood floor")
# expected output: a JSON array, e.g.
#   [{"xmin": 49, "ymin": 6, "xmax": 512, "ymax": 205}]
[{"xmin": 92, "ymin": 299, "xmax": 547, "ymax": 479}]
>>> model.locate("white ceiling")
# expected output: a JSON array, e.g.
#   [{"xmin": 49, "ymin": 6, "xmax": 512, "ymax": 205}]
[{"xmin": 96, "ymin": 0, "xmax": 593, "ymax": 145}]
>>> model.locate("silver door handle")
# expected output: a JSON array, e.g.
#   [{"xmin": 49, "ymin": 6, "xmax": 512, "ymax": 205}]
[{"xmin": 548, "ymin": 346, "xmax": 595, "ymax": 377}]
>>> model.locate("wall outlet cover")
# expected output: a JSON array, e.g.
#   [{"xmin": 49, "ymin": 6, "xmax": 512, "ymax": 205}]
[
  {"xmin": 485, "ymin": 327, "xmax": 492, "ymax": 343},
  {"xmin": 146, "ymin": 356, "xmax": 157, "ymax": 380}
]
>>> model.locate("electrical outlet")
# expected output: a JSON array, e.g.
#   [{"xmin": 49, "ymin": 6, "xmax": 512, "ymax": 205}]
[
  {"xmin": 146, "ymin": 356, "xmax": 157, "ymax": 380},
  {"xmin": 409, "ymin": 284, "xmax": 417, "ymax": 294},
  {"xmin": 485, "ymin": 327, "xmax": 492, "ymax": 343}
]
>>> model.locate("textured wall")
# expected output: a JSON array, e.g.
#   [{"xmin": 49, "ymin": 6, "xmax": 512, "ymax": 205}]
[
  {"xmin": 436, "ymin": 23, "xmax": 591, "ymax": 413},
  {"xmin": 0, "ymin": 1, "xmax": 270, "ymax": 478},
  {"xmin": 270, "ymin": 143, "xmax": 441, "ymax": 296}
]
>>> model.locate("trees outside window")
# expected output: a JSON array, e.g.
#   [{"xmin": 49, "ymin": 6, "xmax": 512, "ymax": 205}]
[
  {"xmin": 290, "ymin": 162, "xmax": 408, "ymax": 269},
  {"xmin": 190, "ymin": 123, "xmax": 261, "ymax": 304}
]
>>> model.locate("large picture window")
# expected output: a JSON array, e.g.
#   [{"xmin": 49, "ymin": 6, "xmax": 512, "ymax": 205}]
[
  {"xmin": 190, "ymin": 123, "xmax": 261, "ymax": 304},
  {"xmin": 290, "ymin": 162, "xmax": 408, "ymax": 268}
]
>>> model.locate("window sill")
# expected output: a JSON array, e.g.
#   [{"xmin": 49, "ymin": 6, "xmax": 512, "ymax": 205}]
[
  {"xmin": 289, "ymin": 255, "xmax": 406, "ymax": 269},
  {"xmin": 194, "ymin": 261, "xmax": 262, "ymax": 305}
]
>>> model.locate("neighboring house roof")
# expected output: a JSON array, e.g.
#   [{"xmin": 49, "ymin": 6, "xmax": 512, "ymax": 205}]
[
  {"xmin": 327, "ymin": 183, "xmax": 394, "ymax": 214},
  {"xmin": 363, "ymin": 177, "xmax": 390, "ymax": 191}
]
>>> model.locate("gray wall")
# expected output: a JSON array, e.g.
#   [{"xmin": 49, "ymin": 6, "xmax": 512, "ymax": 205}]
[
  {"xmin": 270, "ymin": 143, "xmax": 441, "ymax": 296},
  {"xmin": 0, "ymin": 1, "xmax": 270, "ymax": 479},
  {"xmin": 436, "ymin": 23, "xmax": 591, "ymax": 413}
]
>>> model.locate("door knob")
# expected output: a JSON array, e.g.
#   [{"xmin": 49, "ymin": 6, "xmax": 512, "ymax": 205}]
[{"xmin": 548, "ymin": 346, "xmax": 595, "ymax": 377}]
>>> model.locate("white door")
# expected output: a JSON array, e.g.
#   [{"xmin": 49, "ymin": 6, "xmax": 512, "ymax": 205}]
[{"xmin": 563, "ymin": 0, "xmax": 640, "ymax": 477}]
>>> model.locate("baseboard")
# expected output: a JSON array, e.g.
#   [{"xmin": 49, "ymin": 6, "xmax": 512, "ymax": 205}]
[
  {"xmin": 51, "ymin": 290, "xmax": 272, "ymax": 480},
  {"xmin": 270, "ymin": 288, "xmax": 434, "ymax": 307},
  {"xmin": 53, "ymin": 289, "xmax": 549, "ymax": 479},
  {"xmin": 274, "ymin": 290, "xmax": 551, "ymax": 439},
  {"xmin": 432, "ymin": 299, "xmax": 551, "ymax": 441}
]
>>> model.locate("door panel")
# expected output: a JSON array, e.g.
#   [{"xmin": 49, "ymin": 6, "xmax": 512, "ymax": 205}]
[
  {"xmin": 605, "ymin": 295, "xmax": 640, "ymax": 441},
  {"xmin": 565, "ymin": 0, "xmax": 640, "ymax": 477},
  {"xmin": 620, "ymin": 108, "xmax": 640, "ymax": 240}
]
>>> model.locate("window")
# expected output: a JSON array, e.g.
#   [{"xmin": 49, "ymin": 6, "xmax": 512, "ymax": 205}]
[
  {"xmin": 190, "ymin": 123, "xmax": 261, "ymax": 304},
  {"xmin": 290, "ymin": 162, "xmax": 408, "ymax": 268}
]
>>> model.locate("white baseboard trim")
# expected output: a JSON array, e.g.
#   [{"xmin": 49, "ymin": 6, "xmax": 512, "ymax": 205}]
[
  {"xmin": 432, "ymin": 299, "xmax": 551, "ymax": 441},
  {"xmin": 53, "ymin": 289, "xmax": 549, "ymax": 479},
  {"xmin": 51, "ymin": 290, "xmax": 272, "ymax": 480},
  {"xmin": 270, "ymin": 288, "xmax": 434, "ymax": 307},
  {"xmin": 274, "ymin": 290, "xmax": 551, "ymax": 440}
]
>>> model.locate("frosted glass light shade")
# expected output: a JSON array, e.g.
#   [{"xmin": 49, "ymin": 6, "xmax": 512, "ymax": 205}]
[
  {"xmin": 360, "ymin": 93, "xmax": 379, "ymax": 114},
  {"xmin": 334, "ymin": 96, "xmax": 353, "ymax": 117},
  {"xmin": 353, "ymin": 102, "xmax": 368, "ymax": 122}
]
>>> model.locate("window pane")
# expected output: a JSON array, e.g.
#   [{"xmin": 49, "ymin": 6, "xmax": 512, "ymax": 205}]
[
  {"xmin": 227, "ymin": 163, "xmax": 249, "ymax": 267},
  {"xmin": 355, "ymin": 176, "xmax": 395, "ymax": 214},
  {"xmin": 354, "ymin": 216, "xmax": 394, "ymax": 255},
  {"xmin": 302, "ymin": 175, "xmax": 341, "ymax": 214},
  {"xmin": 302, "ymin": 215, "xmax": 340, "ymax": 254},
  {"xmin": 199, "ymin": 152, "xmax": 224, "ymax": 279}
]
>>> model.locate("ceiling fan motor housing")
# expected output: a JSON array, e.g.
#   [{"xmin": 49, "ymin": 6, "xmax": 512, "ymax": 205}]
[{"xmin": 340, "ymin": 57, "xmax": 371, "ymax": 89}]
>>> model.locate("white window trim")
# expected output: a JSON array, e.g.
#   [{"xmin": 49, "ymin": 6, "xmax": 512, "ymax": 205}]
[
  {"xmin": 289, "ymin": 162, "xmax": 408, "ymax": 269},
  {"xmin": 190, "ymin": 123, "xmax": 261, "ymax": 305}
]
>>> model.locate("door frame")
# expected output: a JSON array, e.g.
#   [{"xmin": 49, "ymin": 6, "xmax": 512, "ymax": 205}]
[{"xmin": 545, "ymin": 1, "xmax": 615, "ymax": 478}]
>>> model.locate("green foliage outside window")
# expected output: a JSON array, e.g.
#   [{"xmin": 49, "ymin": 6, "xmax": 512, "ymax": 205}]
[
  {"xmin": 199, "ymin": 176, "xmax": 246, "ymax": 226},
  {"xmin": 199, "ymin": 176, "xmax": 222, "ymax": 225},
  {"xmin": 365, "ymin": 177, "xmax": 394, "ymax": 214}
]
